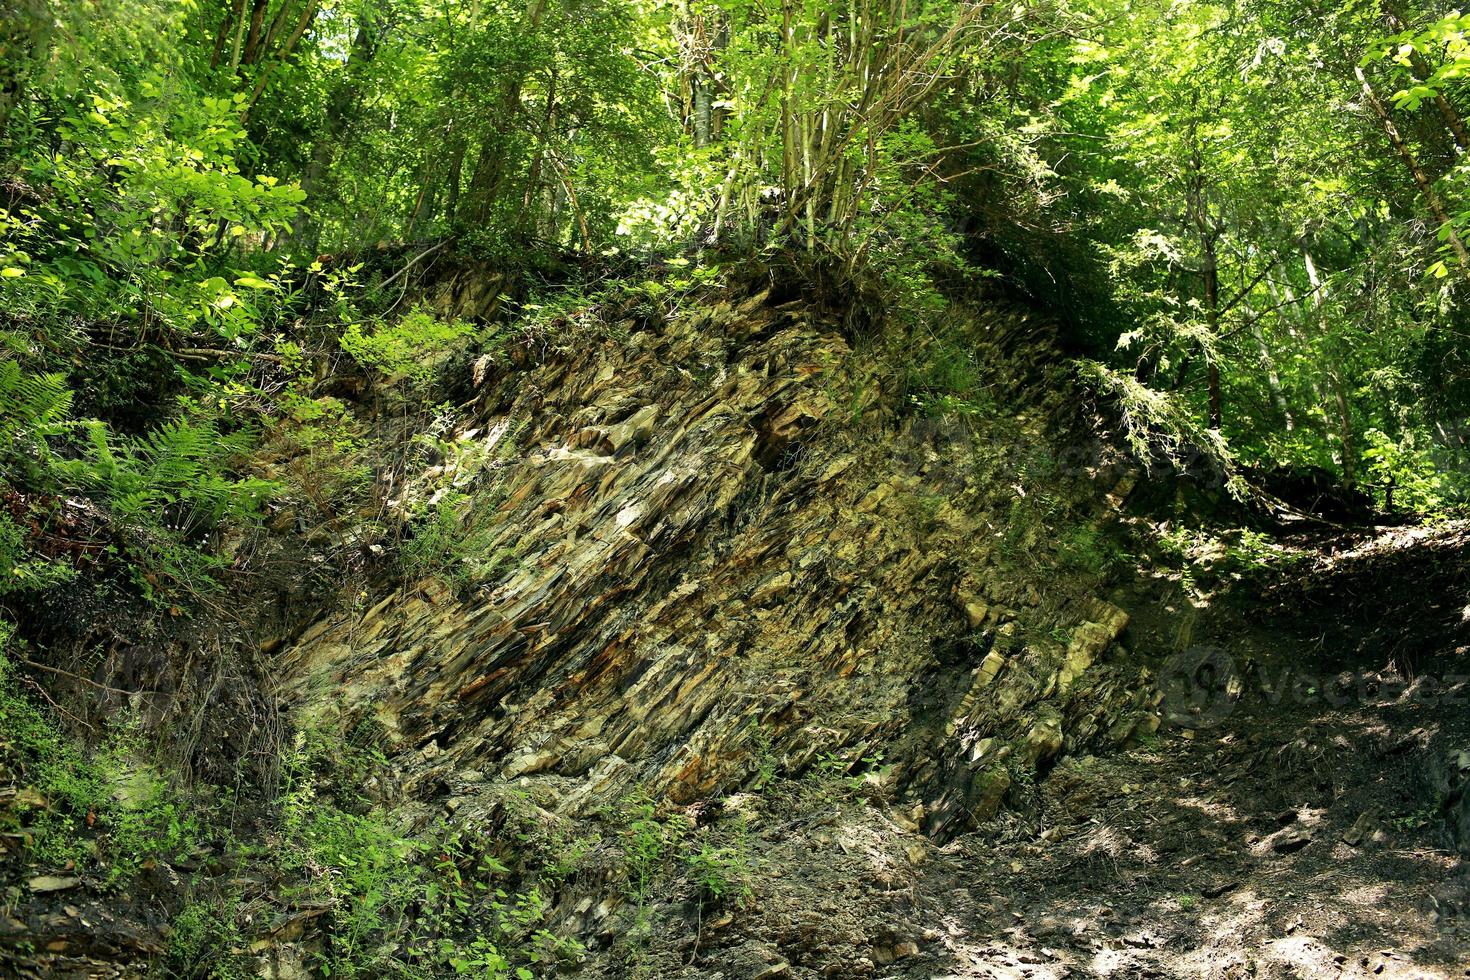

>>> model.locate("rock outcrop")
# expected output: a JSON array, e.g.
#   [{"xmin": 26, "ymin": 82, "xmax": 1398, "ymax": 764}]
[{"xmin": 279, "ymin": 286, "xmax": 1160, "ymax": 839}]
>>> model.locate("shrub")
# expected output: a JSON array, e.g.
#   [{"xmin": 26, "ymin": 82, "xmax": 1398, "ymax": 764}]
[{"xmin": 340, "ymin": 306, "xmax": 476, "ymax": 394}]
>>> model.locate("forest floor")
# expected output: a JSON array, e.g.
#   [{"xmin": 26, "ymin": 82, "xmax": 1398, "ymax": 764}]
[
  {"xmin": 922, "ymin": 681, "xmax": 1469, "ymax": 978},
  {"xmin": 663, "ymin": 523, "xmax": 1470, "ymax": 980}
]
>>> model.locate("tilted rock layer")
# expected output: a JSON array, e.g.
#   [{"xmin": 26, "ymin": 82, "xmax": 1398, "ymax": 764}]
[{"xmin": 280, "ymin": 287, "xmax": 1161, "ymax": 838}]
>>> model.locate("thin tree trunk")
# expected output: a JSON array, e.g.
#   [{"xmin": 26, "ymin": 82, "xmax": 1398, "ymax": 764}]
[
  {"xmin": 241, "ymin": 0, "xmax": 270, "ymax": 68},
  {"xmin": 243, "ymin": 0, "xmax": 320, "ymax": 117},
  {"xmin": 1355, "ymin": 63, "xmax": 1470, "ymax": 282},
  {"xmin": 1246, "ymin": 307, "xmax": 1294, "ymax": 431},
  {"xmin": 1185, "ymin": 129, "xmax": 1223, "ymax": 430},
  {"xmin": 518, "ymin": 70, "xmax": 557, "ymax": 237},
  {"xmin": 229, "ymin": 0, "xmax": 249, "ymax": 73},
  {"xmin": 291, "ymin": 22, "xmax": 373, "ymax": 242},
  {"xmin": 1300, "ymin": 247, "xmax": 1357, "ymax": 487},
  {"xmin": 212, "ymin": 0, "xmax": 246, "ymax": 69},
  {"xmin": 463, "ymin": 0, "xmax": 546, "ymax": 223},
  {"xmin": 444, "ymin": 136, "xmax": 466, "ymax": 223},
  {"xmin": 1381, "ymin": 1, "xmax": 1470, "ymax": 151}
]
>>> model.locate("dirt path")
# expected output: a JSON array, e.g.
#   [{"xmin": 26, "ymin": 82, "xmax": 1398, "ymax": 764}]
[
  {"xmin": 924, "ymin": 696, "xmax": 1469, "ymax": 978},
  {"xmin": 670, "ymin": 525, "xmax": 1470, "ymax": 980},
  {"xmin": 916, "ymin": 523, "xmax": 1470, "ymax": 979}
]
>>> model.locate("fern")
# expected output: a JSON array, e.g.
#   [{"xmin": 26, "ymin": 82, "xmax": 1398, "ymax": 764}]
[
  {"xmin": 61, "ymin": 414, "xmax": 273, "ymax": 535},
  {"xmin": 0, "ymin": 359, "xmax": 75, "ymax": 478}
]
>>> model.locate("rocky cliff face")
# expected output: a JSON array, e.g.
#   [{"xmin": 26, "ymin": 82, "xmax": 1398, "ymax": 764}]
[
  {"xmin": 10, "ymin": 278, "xmax": 1469, "ymax": 980},
  {"xmin": 278, "ymin": 284, "xmax": 1161, "ymax": 843}
]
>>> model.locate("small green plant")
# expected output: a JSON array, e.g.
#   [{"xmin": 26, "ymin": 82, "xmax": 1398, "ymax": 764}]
[
  {"xmin": 682, "ymin": 828, "xmax": 755, "ymax": 908},
  {"xmin": 618, "ymin": 792, "xmax": 686, "ymax": 904},
  {"xmin": 0, "ymin": 511, "xmax": 77, "ymax": 594},
  {"xmin": 1388, "ymin": 802, "xmax": 1438, "ymax": 833},
  {"xmin": 749, "ymin": 726, "xmax": 778, "ymax": 789},
  {"xmin": 809, "ymin": 749, "xmax": 888, "ymax": 794},
  {"xmin": 1177, "ymin": 893, "xmax": 1197, "ymax": 910},
  {"xmin": 399, "ymin": 490, "xmax": 521, "ymax": 587},
  {"xmin": 901, "ymin": 330, "xmax": 998, "ymax": 419},
  {"xmin": 1055, "ymin": 523, "xmax": 1129, "ymax": 578},
  {"xmin": 0, "ymin": 634, "xmax": 204, "ymax": 882},
  {"xmin": 165, "ymin": 892, "xmax": 247, "ymax": 979},
  {"xmin": 276, "ymin": 723, "xmax": 585, "ymax": 977},
  {"xmin": 340, "ymin": 306, "xmax": 477, "ymax": 394},
  {"xmin": 810, "ymin": 750, "xmax": 849, "ymax": 781}
]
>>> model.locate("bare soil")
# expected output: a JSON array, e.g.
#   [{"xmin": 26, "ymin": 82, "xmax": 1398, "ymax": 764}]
[{"xmin": 652, "ymin": 524, "xmax": 1470, "ymax": 979}]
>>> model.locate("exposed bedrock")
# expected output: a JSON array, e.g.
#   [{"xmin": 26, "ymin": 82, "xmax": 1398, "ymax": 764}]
[{"xmin": 279, "ymin": 288, "xmax": 1161, "ymax": 838}]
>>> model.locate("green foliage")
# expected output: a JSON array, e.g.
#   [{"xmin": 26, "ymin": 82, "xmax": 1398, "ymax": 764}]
[
  {"xmin": 399, "ymin": 424, "xmax": 523, "ymax": 588},
  {"xmin": 1361, "ymin": 427, "xmax": 1469, "ymax": 516},
  {"xmin": 681, "ymin": 829, "xmax": 755, "ymax": 908},
  {"xmin": 67, "ymin": 412, "xmax": 270, "ymax": 530},
  {"xmin": 277, "ymin": 724, "xmax": 584, "ymax": 978},
  {"xmin": 901, "ymin": 330, "xmax": 997, "ymax": 419},
  {"xmin": 809, "ymin": 748, "xmax": 889, "ymax": 795},
  {"xmin": 0, "ymin": 636, "xmax": 203, "ymax": 883},
  {"xmin": 619, "ymin": 793, "xmax": 683, "ymax": 905},
  {"xmin": 0, "ymin": 512, "xmax": 77, "ymax": 594},
  {"xmin": 164, "ymin": 894, "xmax": 247, "ymax": 979},
  {"xmin": 1054, "ymin": 524, "xmax": 1131, "ymax": 578},
  {"xmin": 341, "ymin": 307, "xmax": 477, "ymax": 394},
  {"xmin": 1078, "ymin": 360, "xmax": 1239, "ymax": 493},
  {"xmin": 1156, "ymin": 525, "xmax": 1308, "ymax": 580},
  {"xmin": 0, "ymin": 360, "xmax": 74, "ymax": 478}
]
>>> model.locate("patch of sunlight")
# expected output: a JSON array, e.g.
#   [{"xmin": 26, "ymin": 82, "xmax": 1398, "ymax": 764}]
[
  {"xmin": 1089, "ymin": 948, "xmax": 1140, "ymax": 976},
  {"xmin": 1078, "ymin": 824, "xmax": 1129, "ymax": 858},
  {"xmin": 1176, "ymin": 795, "xmax": 1242, "ymax": 822},
  {"xmin": 1339, "ymin": 882, "xmax": 1389, "ymax": 906}
]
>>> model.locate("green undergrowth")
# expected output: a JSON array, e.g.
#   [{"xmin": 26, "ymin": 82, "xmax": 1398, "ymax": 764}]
[
  {"xmin": 0, "ymin": 640, "xmax": 589, "ymax": 977},
  {"xmin": 0, "ymin": 628, "xmax": 203, "ymax": 886}
]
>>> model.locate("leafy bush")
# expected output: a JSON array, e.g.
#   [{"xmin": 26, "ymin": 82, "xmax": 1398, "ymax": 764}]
[
  {"xmin": 341, "ymin": 306, "xmax": 477, "ymax": 394},
  {"xmin": 277, "ymin": 724, "xmax": 583, "ymax": 978},
  {"xmin": 1361, "ymin": 427, "xmax": 1470, "ymax": 516},
  {"xmin": 164, "ymin": 894, "xmax": 246, "ymax": 979},
  {"xmin": 682, "ymin": 831, "xmax": 755, "ymax": 908}
]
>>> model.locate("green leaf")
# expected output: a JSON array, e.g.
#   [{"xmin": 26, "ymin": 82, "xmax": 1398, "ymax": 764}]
[{"xmin": 233, "ymin": 275, "xmax": 275, "ymax": 290}]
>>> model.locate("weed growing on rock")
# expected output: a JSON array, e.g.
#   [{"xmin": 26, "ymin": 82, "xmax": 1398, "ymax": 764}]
[
  {"xmin": 619, "ymin": 792, "xmax": 686, "ymax": 905},
  {"xmin": 682, "ymin": 827, "xmax": 755, "ymax": 908}
]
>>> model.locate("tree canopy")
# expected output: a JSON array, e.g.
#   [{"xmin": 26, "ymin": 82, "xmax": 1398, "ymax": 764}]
[{"xmin": 1, "ymin": 0, "xmax": 1468, "ymax": 606}]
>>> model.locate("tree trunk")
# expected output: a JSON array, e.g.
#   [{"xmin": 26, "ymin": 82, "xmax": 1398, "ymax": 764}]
[
  {"xmin": 0, "ymin": 0, "xmax": 50, "ymax": 149},
  {"xmin": 1300, "ymin": 248, "xmax": 1357, "ymax": 488},
  {"xmin": 211, "ymin": 0, "xmax": 246, "ymax": 70},
  {"xmin": 445, "ymin": 136, "xmax": 467, "ymax": 223},
  {"xmin": 291, "ymin": 22, "xmax": 374, "ymax": 242},
  {"xmin": 241, "ymin": 0, "xmax": 270, "ymax": 68},
  {"xmin": 1244, "ymin": 296, "xmax": 1294, "ymax": 431},
  {"xmin": 1354, "ymin": 63, "xmax": 1470, "ymax": 283},
  {"xmin": 1185, "ymin": 130, "xmax": 1223, "ymax": 430},
  {"xmin": 463, "ymin": 0, "xmax": 547, "ymax": 224},
  {"xmin": 243, "ymin": 0, "xmax": 320, "ymax": 117}
]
